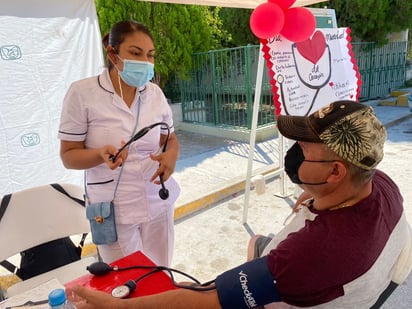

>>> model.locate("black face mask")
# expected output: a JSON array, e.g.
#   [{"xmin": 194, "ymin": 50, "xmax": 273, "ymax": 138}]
[{"xmin": 284, "ymin": 142, "xmax": 334, "ymax": 185}]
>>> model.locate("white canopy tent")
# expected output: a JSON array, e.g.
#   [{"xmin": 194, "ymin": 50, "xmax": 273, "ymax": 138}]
[
  {"xmin": 142, "ymin": 0, "xmax": 325, "ymax": 9},
  {"xmin": 0, "ymin": 0, "xmax": 104, "ymax": 196},
  {"xmin": 0, "ymin": 0, "xmax": 326, "ymax": 217}
]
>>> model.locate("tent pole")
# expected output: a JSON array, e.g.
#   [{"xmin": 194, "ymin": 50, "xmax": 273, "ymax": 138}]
[
  {"xmin": 275, "ymin": 134, "xmax": 288, "ymax": 197},
  {"xmin": 242, "ymin": 43, "xmax": 264, "ymax": 224}
]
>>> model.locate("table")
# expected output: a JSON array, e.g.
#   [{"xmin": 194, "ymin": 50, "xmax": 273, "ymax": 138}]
[{"xmin": 65, "ymin": 251, "xmax": 177, "ymax": 298}]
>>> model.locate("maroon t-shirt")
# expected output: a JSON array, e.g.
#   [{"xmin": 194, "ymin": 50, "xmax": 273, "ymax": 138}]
[{"xmin": 267, "ymin": 170, "xmax": 404, "ymax": 307}]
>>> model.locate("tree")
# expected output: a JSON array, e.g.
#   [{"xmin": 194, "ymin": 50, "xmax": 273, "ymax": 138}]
[
  {"xmin": 219, "ymin": 7, "xmax": 259, "ymax": 47},
  {"xmin": 313, "ymin": 0, "xmax": 412, "ymax": 44},
  {"xmin": 94, "ymin": 1, "xmax": 221, "ymax": 87}
]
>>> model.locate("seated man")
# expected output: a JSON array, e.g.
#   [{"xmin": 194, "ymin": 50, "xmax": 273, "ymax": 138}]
[{"xmin": 68, "ymin": 100, "xmax": 412, "ymax": 308}]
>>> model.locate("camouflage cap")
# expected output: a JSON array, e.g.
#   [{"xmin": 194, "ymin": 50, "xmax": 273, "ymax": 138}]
[{"xmin": 277, "ymin": 100, "xmax": 387, "ymax": 170}]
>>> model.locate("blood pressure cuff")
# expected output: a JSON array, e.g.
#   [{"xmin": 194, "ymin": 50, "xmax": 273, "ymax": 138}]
[{"xmin": 215, "ymin": 256, "xmax": 281, "ymax": 308}]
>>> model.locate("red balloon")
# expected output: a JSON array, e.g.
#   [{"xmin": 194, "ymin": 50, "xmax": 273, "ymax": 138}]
[
  {"xmin": 250, "ymin": 3, "xmax": 285, "ymax": 39},
  {"xmin": 268, "ymin": 0, "xmax": 296, "ymax": 10},
  {"xmin": 280, "ymin": 7, "xmax": 316, "ymax": 42}
]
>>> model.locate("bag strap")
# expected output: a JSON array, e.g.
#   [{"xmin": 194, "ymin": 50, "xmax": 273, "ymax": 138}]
[
  {"xmin": 0, "ymin": 259, "xmax": 17, "ymax": 275},
  {"xmin": 0, "ymin": 193, "xmax": 11, "ymax": 222},
  {"xmin": 78, "ymin": 233, "xmax": 87, "ymax": 249},
  {"xmin": 50, "ymin": 183, "xmax": 87, "ymax": 248},
  {"xmin": 0, "ymin": 193, "xmax": 19, "ymax": 274},
  {"xmin": 50, "ymin": 183, "xmax": 85, "ymax": 206},
  {"xmin": 84, "ymin": 97, "xmax": 142, "ymax": 204}
]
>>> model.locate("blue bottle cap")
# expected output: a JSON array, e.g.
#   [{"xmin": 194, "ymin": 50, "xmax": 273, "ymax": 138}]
[{"xmin": 48, "ymin": 288, "xmax": 66, "ymax": 306}]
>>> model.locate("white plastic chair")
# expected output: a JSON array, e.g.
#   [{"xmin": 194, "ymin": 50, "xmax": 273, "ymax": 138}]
[
  {"xmin": 0, "ymin": 183, "xmax": 95, "ymax": 297},
  {"xmin": 370, "ymin": 223, "xmax": 412, "ymax": 308}
]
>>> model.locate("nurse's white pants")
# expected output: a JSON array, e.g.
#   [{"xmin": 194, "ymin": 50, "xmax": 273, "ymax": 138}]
[{"xmin": 97, "ymin": 206, "xmax": 174, "ymax": 266}]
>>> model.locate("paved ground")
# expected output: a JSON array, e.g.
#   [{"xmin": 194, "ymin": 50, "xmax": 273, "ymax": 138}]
[
  {"xmin": 1, "ymin": 98, "xmax": 412, "ymax": 307},
  {"xmin": 171, "ymin": 103, "xmax": 412, "ymax": 308},
  {"xmin": 173, "ymin": 101, "xmax": 412, "ymax": 218}
]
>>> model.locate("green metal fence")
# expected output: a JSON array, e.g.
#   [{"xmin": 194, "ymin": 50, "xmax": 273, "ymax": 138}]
[
  {"xmin": 352, "ymin": 41, "xmax": 407, "ymax": 100},
  {"xmin": 179, "ymin": 45, "xmax": 274, "ymax": 129},
  {"xmin": 176, "ymin": 41, "xmax": 407, "ymax": 129}
]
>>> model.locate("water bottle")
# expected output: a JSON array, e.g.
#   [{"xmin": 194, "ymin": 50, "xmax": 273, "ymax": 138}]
[{"xmin": 48, "ymin": 288, "xmax": 76, "ymax": 309}]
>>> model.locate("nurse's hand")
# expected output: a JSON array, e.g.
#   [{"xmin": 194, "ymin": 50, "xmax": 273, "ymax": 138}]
[
  {"xmin": 150, "ymin": 132, "xmax": 179, "ymax": 184},
  {"xmin": 149, "ymin": 151, "xmax": 176, "ymax": 184},
  {"xmin": 101, "ymin": 141, "xmax": 128, "ymax": 170}
]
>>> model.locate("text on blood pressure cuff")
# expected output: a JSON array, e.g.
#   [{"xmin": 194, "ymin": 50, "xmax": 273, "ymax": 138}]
[{"xmin": 215, "ymin": 256, "xmax": 280, "ymax": 308}]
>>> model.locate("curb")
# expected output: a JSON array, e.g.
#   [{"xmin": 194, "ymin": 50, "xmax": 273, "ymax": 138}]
[
  {"xmin": 174, "ymin": 165, "xmax": 279, "ymax": 221},
  {"xmin": 384, "ymin": 113, "xmax": 412, "ymax": 129}
]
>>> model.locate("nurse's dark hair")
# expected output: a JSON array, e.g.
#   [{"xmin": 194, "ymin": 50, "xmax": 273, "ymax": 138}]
[{"xmin": 102, "ymin": 20, "xmax": 154, "ymax": 70}]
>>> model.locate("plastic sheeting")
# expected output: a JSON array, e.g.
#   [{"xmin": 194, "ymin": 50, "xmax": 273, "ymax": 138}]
[{"xmin": 0, "ymin": 0, "xmax": 104, "ymax": 196}]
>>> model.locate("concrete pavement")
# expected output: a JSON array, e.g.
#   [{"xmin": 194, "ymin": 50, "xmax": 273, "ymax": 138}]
[
  {"xmin": 171, "ymin": 100, "xmax": 412, "ymax": 308},
  {"xmin": 1, "ymin": 97, "xmax": 412, "ymax": 307},
  {"xmin": 172, "ymin": 99, "xmax": 412, "ymax": 220}
]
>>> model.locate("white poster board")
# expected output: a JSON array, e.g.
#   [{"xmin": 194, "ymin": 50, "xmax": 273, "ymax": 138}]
[
  {"xmin": 262, "ymin": 28, "xmax": 361, "ymax": 116},
  {"xmin": 0, "ymin": 0, "xmax": 104, "ymax": 196}
]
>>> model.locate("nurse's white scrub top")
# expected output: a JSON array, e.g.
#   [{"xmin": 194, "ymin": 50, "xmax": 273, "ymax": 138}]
[{"xmin": 58, "ymin": 69, "xmax": 180, "ymax": 225}]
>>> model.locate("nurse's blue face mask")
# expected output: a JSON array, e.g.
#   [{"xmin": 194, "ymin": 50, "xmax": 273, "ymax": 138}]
[
  {"xmin": 284, "ymin": 142, "xmax": 335, "ymax": 185},
  {"xmin": 117, "ymin": 56, "xmax": 154, "ymax": 87}
]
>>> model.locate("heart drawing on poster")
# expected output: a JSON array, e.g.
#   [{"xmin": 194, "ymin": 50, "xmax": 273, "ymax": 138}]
[{"xmin": 296, "ymin": 30, "xmax": 326, "ymax": 64}]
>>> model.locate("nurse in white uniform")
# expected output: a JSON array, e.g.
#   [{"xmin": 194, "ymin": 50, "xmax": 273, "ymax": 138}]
[{"xmin": 58, "ymin": 20, "xmax": 180, "ymax": 266}]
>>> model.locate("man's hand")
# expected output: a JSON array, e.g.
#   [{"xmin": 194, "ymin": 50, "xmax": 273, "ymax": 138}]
[{"xmin": 66, "ymin": 285, "xmax": 126, "ymax": 309}]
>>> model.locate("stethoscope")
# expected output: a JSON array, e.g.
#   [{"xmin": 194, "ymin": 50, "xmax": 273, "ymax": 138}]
[
  {"xmin": 96, "ymin": 76, "xmax": 170, "ymax": 198},
  {"xmin": 278, "ymin": 44, "xmax": 332, "ymax": 116},
  {"xmin": 109, "ymin": 122, "xmax": 171, "ymax": 200},
  {"xmin": 86, "ymin": 261, "xmax": 216, "ymax": 299}
]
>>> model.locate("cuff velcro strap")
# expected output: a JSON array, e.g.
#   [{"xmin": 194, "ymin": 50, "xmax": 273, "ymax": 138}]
[{"xmin": 215, "ymin": 256, "xmax": 280, "ymax": 308}]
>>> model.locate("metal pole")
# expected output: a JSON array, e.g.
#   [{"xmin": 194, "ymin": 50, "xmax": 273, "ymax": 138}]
[
  {"xmin": 279, "ymin": 135, "xmax": 286, "ymax": 195},
  {"xmin": 242, "ymin": 44, "xmax": 264, "ymax": 224}
]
